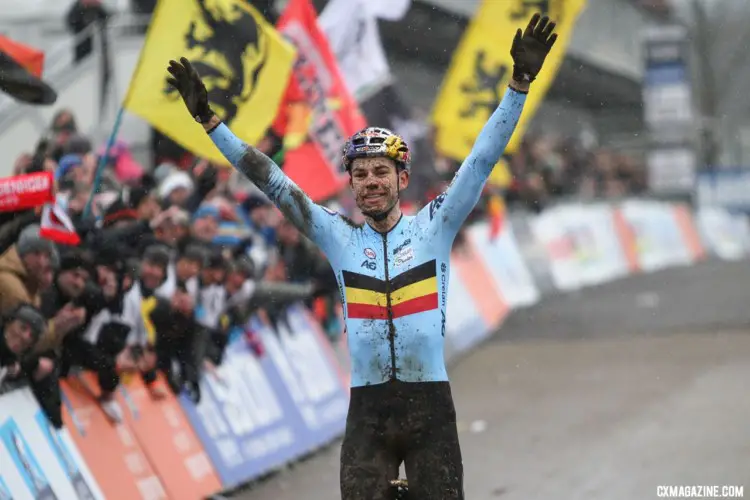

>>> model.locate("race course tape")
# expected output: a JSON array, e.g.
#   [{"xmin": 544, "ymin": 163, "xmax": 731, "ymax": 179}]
[{"xmin": 0, "ymin": 200, "xmax": 746, "ymax": 499}]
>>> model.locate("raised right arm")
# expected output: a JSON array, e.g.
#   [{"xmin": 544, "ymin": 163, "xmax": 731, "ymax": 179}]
[{"xmin": 206, "ymin": 118, "xmax": 343, "ymax": 255}]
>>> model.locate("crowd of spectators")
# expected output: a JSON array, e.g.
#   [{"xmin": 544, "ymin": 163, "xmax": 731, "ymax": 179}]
[{"xmin": 0, "ymin": 108, "xmax": 341, "ymax": 427}]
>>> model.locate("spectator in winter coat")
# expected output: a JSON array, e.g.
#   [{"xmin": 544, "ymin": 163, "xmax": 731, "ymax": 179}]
[
  {"xmin": 30, "ymin": 249, "xmax": 96, "ymax": 428},
  {"xmin": 0, "ymin": 304, "xmax": 46, "ymax": 387},
  {"xmin": 72, "ymin": 249, "xmax": 136, "ymax": 423},
  {"xmin": 0, "ymin": 225, "xmax": 57, "ymax": 314}
]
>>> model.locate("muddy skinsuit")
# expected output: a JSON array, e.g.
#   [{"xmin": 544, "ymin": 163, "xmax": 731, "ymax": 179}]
[
  {"xmin": 207, "ymin": 88, "xmax": 527, "ymax": 498},
  {"xmin": 341, "ymin": 380, "xmax": 463, "ymax": 499}
]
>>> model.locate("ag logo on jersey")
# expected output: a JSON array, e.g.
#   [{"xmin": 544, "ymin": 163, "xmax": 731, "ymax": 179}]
[{"xmin": 163, "ymin": 0, "xmax": 269, "ymax": 126}]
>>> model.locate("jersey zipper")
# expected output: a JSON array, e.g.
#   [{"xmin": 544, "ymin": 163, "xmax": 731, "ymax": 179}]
[{"xmin": 381, "ymin": 232, "xmax": 397, "ymax": 380}]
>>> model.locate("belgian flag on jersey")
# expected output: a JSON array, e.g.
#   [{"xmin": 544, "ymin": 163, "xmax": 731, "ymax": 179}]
[{"xmin": 343, "ymin": 260, "xmax": 439, "ymax": 320}]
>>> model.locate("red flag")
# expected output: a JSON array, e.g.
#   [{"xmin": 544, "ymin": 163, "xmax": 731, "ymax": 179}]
[
  {"xmin": 0, "ymin": 36, "xmax": 44, "ymax": 77},
  {"xmin": 275, "ymin": 0, "xmax": 366, "ymax": 201},
  {"xmin": 0, "ymin": 172, "xmax": 55, "ymax": 212},
  {"xmin": 40, "ymin": 201, "xmax": 80, "ymax": 245}
]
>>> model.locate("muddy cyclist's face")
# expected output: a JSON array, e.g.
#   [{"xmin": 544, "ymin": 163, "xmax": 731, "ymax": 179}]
[{"xmin": 350, "ymin": 157, "xmax": 409, "ymax": 216}]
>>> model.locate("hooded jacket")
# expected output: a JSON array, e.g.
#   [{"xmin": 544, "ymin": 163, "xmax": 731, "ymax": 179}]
[{"xmin": 0, "ymin": 246, "xmax": 41, "ymax": 313}]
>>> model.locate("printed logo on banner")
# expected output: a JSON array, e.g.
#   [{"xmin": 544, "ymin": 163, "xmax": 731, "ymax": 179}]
[
  {"xmin": 0, "ymin": 476, "xmax": 11, "ymax": 500},
  {"xmin": 34, "ymin": 411, "xmax": 96, "ymax": 500},
  {"xmin": 179, "ymin": 334, "xmax": 308, "ymax": 488},
  {"xmin": 260, "ymin": 308, "xmax": 348, "ymax": 447},
  {"xmin": 0, "ymin": 419, "xmax": 58, "ymax": 500}
]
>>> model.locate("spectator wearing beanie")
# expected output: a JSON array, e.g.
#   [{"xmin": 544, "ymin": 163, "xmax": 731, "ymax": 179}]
[
  {"xmin": 0, "ymin": 224, "xmax": 58, "ymax": 314},
  {"xmin": 190, "ymin": 205, "xmax": 220, "ymax": 244},
  {"xmin": 0, "ymin": 208, "xmax": 39, "ymax": 257},
  {"xmin": 0, "ymin": 304, "xmax": 46, "ymax": 386},
  {"xmin": 158, "ymin": 171, "xmax": 194, "ymax": 208}
]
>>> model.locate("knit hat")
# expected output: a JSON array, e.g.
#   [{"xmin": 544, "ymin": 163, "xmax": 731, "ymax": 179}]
[
  {"xmin": 58, "ymin": 248, "xmax": 92, "ymax": 275},
  {"xmin": 8, "ymin": 303, "xmax": 46, "ymax": 343},
  {"xmin": 158, "ymin": 171, "xmax": 193, "ymax": 200},
  {"xmin": 17, "ymin": 224, "xmax": 58, "ymax": 262},
  {"xmin": 56, "ymin": 154, "xmax": 82, "ymax": 181},
  {"xmin": 192, "ymin": 205, "xmax": 220, "ymax": 222},
  {"xmin": 102, "ymin": 198, "xmax": 137, "ymax": 227},
  {"xmin": 204, "ymin": 250, "xmax": 226, "ymax": 270},
  {"xmin": 128, "ymin": 186, "xmax": 152, "ymax": 210},
  {"xmin": 179, "ymin": 244, "xmax": 207, "ymax": 265},
  {"xmin": 142, "ymin": 245, "xmax": 171, "ymax": 270}
]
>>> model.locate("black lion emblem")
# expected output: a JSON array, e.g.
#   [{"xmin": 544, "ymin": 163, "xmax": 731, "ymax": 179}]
[{"xmin": 164, "ymin": 0, "xmax": 269, "ymax": 125}]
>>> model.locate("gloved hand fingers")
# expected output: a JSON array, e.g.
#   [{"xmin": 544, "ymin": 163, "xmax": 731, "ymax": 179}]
[
  {"xmin": 181, "ymin": 57, "xmax": 202, "ymax": 84},
  {"xmin": 524, "ymin": 12, "xmax": 540, "ymax": 38},
  {"xmin": 511, "ymin": 28, "xmax": 522, "ymax": 54},
  {"xmin": 167, "ymin": 59, "xmax": 186, "ymax": 80},
  {"xmin": 533, "ymin": 15, "xmax": 549, "ymax": 39},
  {"xmin": 546, "ymin": 33, "xmax": 558, "ymax": 50},
  {"xmin": 542, "ymin": 20, "xmax": 556, "ymax": 42}
]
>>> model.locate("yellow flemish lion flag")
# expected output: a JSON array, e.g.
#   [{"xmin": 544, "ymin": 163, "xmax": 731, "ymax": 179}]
[
  {"xmin": 431, "ymin": 0, "xmax": 587, "ymax": 186},
  {"xmin": 124, "ymin": 0, "xmax": 296, "ymax": 163}
]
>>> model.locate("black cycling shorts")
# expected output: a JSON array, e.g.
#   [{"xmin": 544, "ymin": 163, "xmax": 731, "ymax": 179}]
[{"xmin": 340, "ymin": 380, "xmax": 464, "ymax": 499}]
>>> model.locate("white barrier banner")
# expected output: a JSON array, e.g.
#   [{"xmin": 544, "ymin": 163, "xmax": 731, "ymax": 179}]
[
  {"xmin": 0, "ymin": 389, "xmax": 104, "ymax": 500},
  {"xmin": 620, "ymin": 200, "xmax": 692, "ymax": 271},
  {"xmin": 695, "ymin": 207, "xmax": 750, "ymax": 261},
  {"xmin": 467, "ymin": 221, "xmax": 539, "ymax": 308},
  {"xmin": 530, "ymin": 204, "xmax": 628, "ymax": 291},
  {"xmin": 445, "ymin": 268, "xmax": 487, "ymax": 358}
]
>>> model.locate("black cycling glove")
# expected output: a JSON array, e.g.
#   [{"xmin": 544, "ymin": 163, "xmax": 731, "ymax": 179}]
[
  {"xmin": 166, "ymin": 57, "xmax": 215, "ymax": 124},
  {"xmin": 510, "ymin": 13, "xmax": 558, "ymax": 83}
]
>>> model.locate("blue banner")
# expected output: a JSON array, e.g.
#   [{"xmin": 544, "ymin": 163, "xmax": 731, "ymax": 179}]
[
  {"xmin": 179, "ymin": 331, "xmax": 311, "ymax": 488},
  {"xmin": 0, "ymin": 477, "xmax": 11, "ymax": 500},
  {"xmin": 179, "ymin": 305, "xmax": 349, "ymax": 488},
  {"xmin": 0, "ymin": 419, "xmax": 57, "ymax": 500},
  {"xmin": 257, "ymin": 305, "xmax": 349, "ymax": 450},
  {"xmin": 34, "ymin": 411, "xmax": 96, "ymax": 500}
]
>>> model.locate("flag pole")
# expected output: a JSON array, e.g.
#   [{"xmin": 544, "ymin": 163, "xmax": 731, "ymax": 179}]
[
  {"xmin": 82, "ymin": 105, "xmax": 125, "ymax": 219},
  {"xmin": 81, "ymin": 10, "xmax": 155, "ymax": 220}
]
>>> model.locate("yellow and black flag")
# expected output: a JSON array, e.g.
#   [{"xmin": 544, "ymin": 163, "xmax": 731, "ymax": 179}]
[
  {"xmin": 431, "ymin": 0, "xmax": 587, "ymax": 185},
  {"xmin": 124, "ymin": 0, "xmax": 296, "ymax": 163}
]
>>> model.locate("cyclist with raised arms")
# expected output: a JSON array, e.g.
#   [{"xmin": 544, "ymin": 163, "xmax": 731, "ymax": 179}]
[{"xmin": 166, "ymin": 12, "xmax": 558, "ymax": 500}]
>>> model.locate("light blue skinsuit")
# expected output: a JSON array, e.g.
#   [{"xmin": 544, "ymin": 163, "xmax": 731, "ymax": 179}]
[{"xmin": 208, "ymin": 88, "xmax": 526, "ymax": 388}]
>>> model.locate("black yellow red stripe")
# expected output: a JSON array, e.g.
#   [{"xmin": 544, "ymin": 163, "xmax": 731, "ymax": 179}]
[{"xmin": 343, "ymin": 260, "xmax": 438, "ymax": 319}]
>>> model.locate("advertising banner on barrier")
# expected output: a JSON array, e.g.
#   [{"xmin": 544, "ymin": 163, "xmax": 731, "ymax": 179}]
[
  {"xmin": 179, "ymin": 334, "xmax": 308, "ymax": 489},
  {"xmin": 0, "ymin": 388, "xmax": 104, "ymax": 500},
  {"xmin": 258, "ymin": 305, "xmax": 349, "ymax": 450},
  {"xmin": 444, "ymin": 267, "xmax": 489, "ymax": 359},
  {"xmin": 451, "ymin": 243, "xmax": 508, "ymax": 328},
  {"xmin": 695, "ymin": 207, "xmax": 750, "ymax": 261},
  {"xmin": 113, "ymin": 375, "xmax": 221, "ymax": 499},
  {"xmin": 467, "ymin": 221, "xmax": 539, "ymax": 309},
  {"xmin": 507, "ymin": 211, "xmax": 556, "ymax": 295},
  {"xmin": 61, "ymin": 377, "xmax": 167, "ymax": 500},
  {"xmin": 531, "ymin": 204, "xmax": 628, "ymax": 290},
  {"xmin": 620, "ymin": 200, "xmax": 693, "ymax": 271}
]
